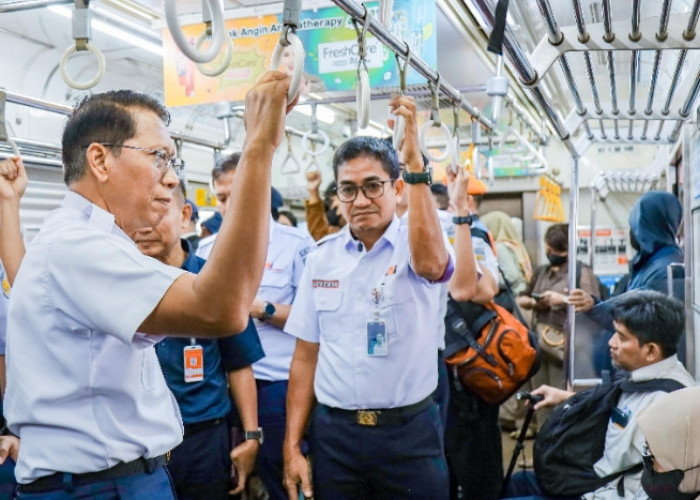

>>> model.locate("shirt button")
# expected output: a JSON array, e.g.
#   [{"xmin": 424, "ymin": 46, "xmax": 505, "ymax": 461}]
[
  {"xmin": 355, "ymin": 368, "xmax": 361, "ymax": 374},
  {"xmin": 355, "ymin": 330, "xmax": 362, "ymax": 336}
]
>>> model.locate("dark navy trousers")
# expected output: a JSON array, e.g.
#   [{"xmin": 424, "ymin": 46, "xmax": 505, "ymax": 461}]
[
  {"xmin": 15, "ymin": 467, "xmax": 175, "ymax": 500},
  {"xmin": 310, "ymin": 402, "xmax": 449, "ymax": 500}
]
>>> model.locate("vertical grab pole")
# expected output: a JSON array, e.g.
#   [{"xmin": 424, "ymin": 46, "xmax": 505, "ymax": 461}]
[
  {"xmin": 565, "ymin": 154, "xmax": 580, "ymax": 391},
  {"xmin": 589, "ymin": 186, "xmax": 596, "ymax": 271}
]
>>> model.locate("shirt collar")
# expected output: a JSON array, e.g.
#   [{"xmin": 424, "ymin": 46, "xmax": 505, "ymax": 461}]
[
  {"xmin": 631, "ymin": 354, "xmax": 680, "ymax": 382},
  {"xmin": 62, "ymin": 191, "xmax": 133, "ymax": 243},
  {"xmin": 180, "ymin": 238, "xmax": 198, "ymax": 271},
  {"xmin": 342, "ymin": 215, "xmax": 400, "ymax": 254}
]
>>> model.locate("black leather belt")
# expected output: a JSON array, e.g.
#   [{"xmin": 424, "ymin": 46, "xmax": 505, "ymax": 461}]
[
  {"xmin": 183, "ymin": 417, "xmax": 225, "ymax": 438},
  {"xmin": 18, "ymin": 454, "xmax": 169, "ymax": 493},
  {"xmin": 321, "ymin": 396, "xmax": 433, "ymax": 426}
]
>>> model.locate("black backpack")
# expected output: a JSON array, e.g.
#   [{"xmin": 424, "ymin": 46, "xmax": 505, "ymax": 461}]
[{"xmin": 533, "ymin": 378, "xmax": 685, "ymax": 497}]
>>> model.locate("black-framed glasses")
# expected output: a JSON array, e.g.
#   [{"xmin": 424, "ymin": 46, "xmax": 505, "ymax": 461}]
[
  {"xmin": 336, "ymin": 179, "xmax": 393, "ymax": 202},
  {"xmin": 95, "ymin": 143, "xmax": 186, "ymax": 179}
]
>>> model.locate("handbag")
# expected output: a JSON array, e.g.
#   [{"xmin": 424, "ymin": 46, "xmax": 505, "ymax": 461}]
[{"xmin": 535, "ymin": 323, "xmax": 564, "ymax": 362}]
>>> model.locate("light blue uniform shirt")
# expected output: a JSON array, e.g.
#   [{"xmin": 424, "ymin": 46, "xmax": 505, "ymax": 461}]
[
  {"xmin": 5, "ymin": 192, "xmax": 186, "ymax": 483},
  {"xmin": 285, "ymin": 216, "xmax": 454, "ymax": 410},
  {"xmin": 197, "ymin": 219, "xmax": 314, "ymax": 381}
]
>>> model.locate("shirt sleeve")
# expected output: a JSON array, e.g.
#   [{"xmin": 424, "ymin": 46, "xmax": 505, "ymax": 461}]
[
  {"xmin": 473, "ymin": 238, "xmax": 500, "ymax": 282},
  {"xmin": 304, "ymin": 199, "xmax": 332, "ymax": 242},
  {"xmin": 218, "ymin": 317, "xmax": 265, "ymax": 371},
  {"xmin": 292, "ymin": 235, "xmax": 316, "ymax": 289},
  {"xmin": 48, "ymin": 231, "xmax": 186, "ymax": 345},
  {"xmin": 284, "ymin": 260, "xmax": 320, "ymax": 344}
]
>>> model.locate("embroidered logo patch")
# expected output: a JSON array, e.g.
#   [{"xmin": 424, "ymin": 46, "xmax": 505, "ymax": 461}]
[{"xmin": 313, "ymin": 279, "xmax": 339, "ymax": 289}]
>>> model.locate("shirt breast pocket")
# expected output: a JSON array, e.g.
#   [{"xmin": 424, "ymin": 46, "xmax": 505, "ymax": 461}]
[
  {"xmin": 261, "ymin": 271, "xmax": 290, "ymax": 295},
  {"xmin": 381, "ymin": 285, "xmax": 414, "ymax": 338},
  {"xmin": 313, "ymin": 288, "xmax": 343, "ymax": 341}
]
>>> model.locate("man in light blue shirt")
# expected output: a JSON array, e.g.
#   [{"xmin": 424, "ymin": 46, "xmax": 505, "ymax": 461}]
[
  {"xmin": 283, "ymin": 96, "xmax": 453, "ymax": 500},
  {"xmin": 1, "ymin": 72, "xmax": 296, "ymax": 499},
  {"xmin": 198, "ymin": 153, "xmax": 314, "ymax": 500}
]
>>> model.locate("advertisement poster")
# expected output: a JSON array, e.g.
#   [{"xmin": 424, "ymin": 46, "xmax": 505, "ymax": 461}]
[
  {"xmin": 576, "ymin": 227, "xmax": 630, "ymax": 276},
  {"xmin": 163, "ymin": 1, "xmax": 437, "ymax": 107}
]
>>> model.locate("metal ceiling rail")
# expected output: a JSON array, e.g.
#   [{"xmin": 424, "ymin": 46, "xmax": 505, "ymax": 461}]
[
  {"xmin": 528, "ymin": 14, "xmax": 700, "ymax": 84},
  {"xmin": 517, "ymin": 1, "xmax": 700, "ymax": 148},
  {"xmin": 328, "ymin": 0, "xmax": 498, "ymax": 135},
  {"xmin": 468, "ymin": 0, "xmax": 575, "ymax": 155}
]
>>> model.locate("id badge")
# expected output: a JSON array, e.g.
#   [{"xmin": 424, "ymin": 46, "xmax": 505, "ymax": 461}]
[
  {"xmin": 611, "ymin": 406, "xmax": 631, "ymax": 429},
  {"xmin": 184, "ymin": 345, "xmax": 204, "ymax": 383},
  {"xmin": 367, "ymin": 320, "xmax": 388, "ymax": 357}
]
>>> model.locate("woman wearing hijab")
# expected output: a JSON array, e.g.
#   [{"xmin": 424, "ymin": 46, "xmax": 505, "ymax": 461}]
[
  {"xmin": 481, "ymin": 210, "xmax": 533, "ymax": 295},
  {"xmin": 636, "ymin": 386, "xmax": 700, "ymax": 499}
]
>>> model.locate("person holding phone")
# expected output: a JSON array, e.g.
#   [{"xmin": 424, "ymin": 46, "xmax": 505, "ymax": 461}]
[{"xmin": 517, "ymin": 224, "xmax": 599, "ymax": 422}]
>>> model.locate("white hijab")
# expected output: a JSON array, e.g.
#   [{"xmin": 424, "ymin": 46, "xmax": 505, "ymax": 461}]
[{"xmin": 636, "ymin": 386, "xmax": 700, "ymax": 495}]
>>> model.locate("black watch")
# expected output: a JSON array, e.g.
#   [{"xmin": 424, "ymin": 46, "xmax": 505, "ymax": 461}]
[
  {"xmin": 402, "ymin": 169, "xmax": 432, "ymax": 185},
  {"xmin": 453, "ymin": 214, "xmax": 473, "ymax": 226},
  {"xmin": 243, "ymin": 427, "xmax": 264, "ymax": 445},
  {"xmin": 261, "ymin": 302, "xmax": 276, "ymax": 321}
]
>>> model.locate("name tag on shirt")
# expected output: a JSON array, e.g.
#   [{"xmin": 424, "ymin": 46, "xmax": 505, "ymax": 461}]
[
  {"xmin": 367, "ymin": 320, "xmax": 388, "ymax": 357},
  {"xmin": 184, "ymin": 345, "xmax": 204, "ymax": 383}
]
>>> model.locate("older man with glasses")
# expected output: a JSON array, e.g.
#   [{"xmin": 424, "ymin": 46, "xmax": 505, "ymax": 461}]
[
  {"xmin": 282, "ymin": 96, "xmax": 454, "ymax": 500},
  {"xmin": 0, "ymin": 71, "xmax": 295, "ymax": 499}
]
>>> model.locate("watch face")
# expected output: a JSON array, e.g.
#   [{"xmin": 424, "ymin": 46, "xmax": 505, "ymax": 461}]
[{"xmin": 263, "ymin": 302, "xmax": 275, "ymax": 317}]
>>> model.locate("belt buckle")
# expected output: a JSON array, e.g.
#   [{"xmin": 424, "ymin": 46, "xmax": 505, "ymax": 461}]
[{"xmin": 356, "ymin": 410, "xmax": 378, "ymax": 426}]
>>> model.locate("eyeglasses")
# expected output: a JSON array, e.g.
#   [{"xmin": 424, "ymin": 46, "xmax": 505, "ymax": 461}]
[
  {"xmin": 96, "ymin": 143, "xmax": 186, "ymax": 180},
  {"xmin": 336, "ymin": 179, "xmax": 393, "ymax": 202}
]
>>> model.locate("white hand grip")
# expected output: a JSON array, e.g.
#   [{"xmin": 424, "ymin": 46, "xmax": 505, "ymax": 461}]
[
  {"xmin": 195, "ymin": 28, "xmax": 233, "ymax": 77},
  {"xmin": 165, "ymin": 0, "xmax": 225, "ymax": 64},
  {"xmin": 356, "ymin": 68, "xmax": 370, "ymax": 129},
  {"xmin": 302, "ymin": 129, "xmax": 329, "ymax": 157},
  {"xmin": 392, "ymin": 115, "xmax": 405, "ymax": 150},
  {"xmin": 379, "ymin": 0, "xmax": 394, "ymax": 28},
  {"xmin": 60, "ymin": 43, "xmax": 106, "ymax": 90},
  {"xmin": 270, "ymin": 32, "xmax": 305, "ymax": 101},
  {"xmin": 450, "ymin": 135, "xmax": 461, "ymax": 173},
  {"xmin": 419, "ymin": 120, "xmax": 453, "ymax": 163}
]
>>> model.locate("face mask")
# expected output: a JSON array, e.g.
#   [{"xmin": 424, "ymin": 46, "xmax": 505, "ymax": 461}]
[
  {"xmin": 641, "ymin": 467, "xmax": 697, "ymax": 500},
  {"xmin": 630, "ymin": 229, "xmax": 640, "ymax": 251},
  {"xmin": 546, "ymin": 253, "xmax": 567, "ymax": 266}
]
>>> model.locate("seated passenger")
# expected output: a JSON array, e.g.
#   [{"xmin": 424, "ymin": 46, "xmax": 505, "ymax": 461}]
[
  {"xmin": 507, "ymin": 290, "xmax": 693, "ymax": 500},
  {"xmin": 636, "ymin": 386, "xmax": 700, "ymax": 500}
]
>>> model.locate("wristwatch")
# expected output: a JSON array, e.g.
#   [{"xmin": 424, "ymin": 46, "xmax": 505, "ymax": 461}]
[
  {"xmin": 453, "ymin": 214, "xmax": 474, "ymax": 226},
  {"xmin": 243, "ymin": 427, "xmax": 264, "ymax": 445},
  {"xmin": 261, "ymin": 302, "xmax": 276, "ymax": 321},
  {"xmin": 402, "ymin": 167, "xmax": 433, "ymax": 185}
]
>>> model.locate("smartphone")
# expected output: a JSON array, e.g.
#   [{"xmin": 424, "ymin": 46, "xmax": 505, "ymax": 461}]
[{"xmin": 531, "ymin": 293, "xmax": 543, "ymax": 300}]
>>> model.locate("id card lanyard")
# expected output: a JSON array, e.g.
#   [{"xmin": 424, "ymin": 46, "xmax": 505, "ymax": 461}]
[
  {"xmin": 367, "ymin": 284, "xmax": 388, "ymax": 357},
  {"xmin": 183, "ymin": 338, "xmax": 204, "ymax": 383},
  {"xmin": 366, "ymin": 238, "xmax": 401, "ymax": 358}
]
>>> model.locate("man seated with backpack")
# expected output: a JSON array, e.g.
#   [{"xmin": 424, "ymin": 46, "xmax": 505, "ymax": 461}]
[{"xmin": 505, "ymin": 290, "xmax": 693, "ymax": 500}]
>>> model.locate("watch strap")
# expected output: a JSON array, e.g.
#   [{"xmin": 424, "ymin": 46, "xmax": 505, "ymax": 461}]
[
  {"xmin": 402, "ymin": 170, "xmax": 432, "ymax": 185},
  {"xmin": 453, "ymin": 215, "xmax": 474, "ymax": 226},
  {"xmin": 242, "ymin": 427, "xmax": 264, "ymax": 445}
]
